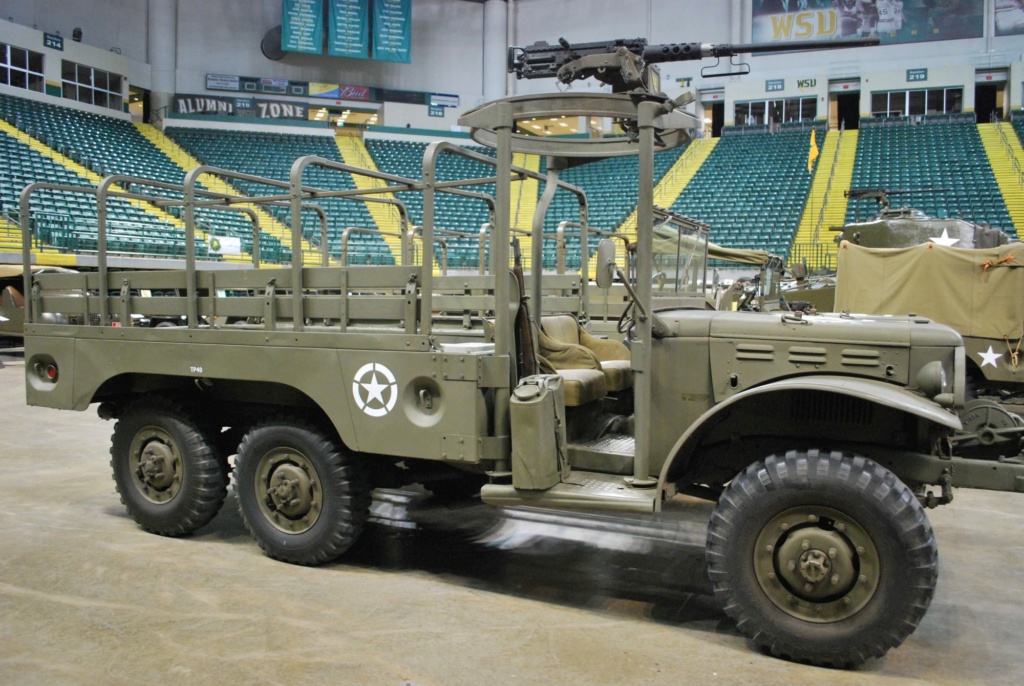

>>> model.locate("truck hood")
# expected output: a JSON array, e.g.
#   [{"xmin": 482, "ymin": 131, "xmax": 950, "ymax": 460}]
[{"xmin": 659, "ymin": 309, "xmax": 963, "ymax": 349}]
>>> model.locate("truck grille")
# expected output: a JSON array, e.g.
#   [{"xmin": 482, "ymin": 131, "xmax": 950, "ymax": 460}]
[{"xmin": 790, "ymin": 390, "xmax": 874, "ymax": 425}]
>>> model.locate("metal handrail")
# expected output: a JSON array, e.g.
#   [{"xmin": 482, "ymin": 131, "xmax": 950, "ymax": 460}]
[{"xmin": 811, "ymin": 121, "xmax": 844, "ymax": 244}]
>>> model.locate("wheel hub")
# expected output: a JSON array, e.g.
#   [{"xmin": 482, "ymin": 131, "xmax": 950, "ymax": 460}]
[
  {"xmin": 798, "ymin": 549, "xmax": 831, "ymax": 583},
  {"xmin": 267, "ymin": 463, "xmax": 313, "ymax": 519},
  {"xmin": 139, "ymin": 441, "xmax": 175, "ymax": 489},
  {"xmin": 254, "ymin": 448, "xmax": 322, "ymax": 534},
  {"xmin": 754, "ymin": 506, "xmax": 879, "ymax": 623},
  {"xmin": 128, "ymin": 428, "xmax": 183, "ymax": 504}
]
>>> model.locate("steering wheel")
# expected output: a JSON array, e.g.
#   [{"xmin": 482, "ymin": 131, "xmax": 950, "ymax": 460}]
[{"xmin": 617, "ymin": 299, "xmax": 635, "ymax": 335}]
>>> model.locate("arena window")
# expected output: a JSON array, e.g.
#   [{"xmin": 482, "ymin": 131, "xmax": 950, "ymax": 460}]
[
  {"xmin": 60, "ymin": 60, "xmax": 123, "ymax": 111},
  {"xmin": 0, "ymin": 42, "xmax": 44, "ymax": 93},
  {"xmin": 734, "ymin": 97, "xmax": 816, "ymax": 127},
  {"xmin": 871, "ymin": 88, "xmax": 963, "ymax": 118}
]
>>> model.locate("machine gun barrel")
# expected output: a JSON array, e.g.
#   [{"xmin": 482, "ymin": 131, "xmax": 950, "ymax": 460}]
[
  {"xmin": 643, "ymin": 37, "xmax": 879, "ymax": 63},
  {"xmin": 509, "ymin": 36, "xmax": 879, "ymax": 92}
]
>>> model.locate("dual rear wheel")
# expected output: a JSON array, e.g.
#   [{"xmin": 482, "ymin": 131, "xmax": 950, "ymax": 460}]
[{"xmin": 110, "ymin": 402, "xmax": 370, "ymax": 566}]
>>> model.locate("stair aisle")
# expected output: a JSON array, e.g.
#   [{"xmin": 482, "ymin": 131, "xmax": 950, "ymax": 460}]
[
  {"xmin": 977, "ymin": 123, "xmax": 1024, "ymax": 237},
  {"xmin": 792, "ymin": 129, "xmax": 858, "ymax": 269},
  {"xmin": 334, "ymin": 135, "xmax": 404, "ymax": 263}
]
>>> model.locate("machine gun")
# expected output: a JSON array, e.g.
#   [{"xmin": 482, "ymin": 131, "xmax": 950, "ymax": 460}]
[
  {"xmin": 508, "ymin": 36, "xmax": 879, "ymax": 93},
  {"xmin": 845, "ymin": 188, "xmax": 947, "ymax": 210}
]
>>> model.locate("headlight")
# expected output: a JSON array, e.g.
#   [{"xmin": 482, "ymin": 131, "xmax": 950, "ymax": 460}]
[{"xmin": 916, "ymin": 360, "xmax": 946, "ymax": 398}]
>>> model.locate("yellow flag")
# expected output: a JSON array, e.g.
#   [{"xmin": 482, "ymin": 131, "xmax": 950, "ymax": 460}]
[{"xmin": 807, "ymin": 129, "xmax": 819, "ymax": 173}]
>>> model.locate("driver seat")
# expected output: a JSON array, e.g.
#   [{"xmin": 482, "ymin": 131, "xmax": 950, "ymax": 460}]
[{"xmin": 537, "ymin": 315, "xmax": 632, "ymax": 403}]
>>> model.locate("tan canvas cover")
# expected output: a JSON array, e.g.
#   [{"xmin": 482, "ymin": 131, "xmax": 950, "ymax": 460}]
[
  {"xmin": 707, "ymin": 242, "xmax": 772, "ymax": 266},
  {"xmin": 651, "ymin": 224, "xmax": 771, "ymax": 266},
  {"xmin": 835, "ymin": 241, "xmax": 1024, "ymax": 340}
]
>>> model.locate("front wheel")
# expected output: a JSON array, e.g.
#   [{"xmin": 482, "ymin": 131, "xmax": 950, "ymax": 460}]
[
  {"xmin": 235, "ymin": 417, "xmax": 370, "ymax": 566},
  {"xmin": 706, "ymin": 449, "xmax": 938, "ymax": 668}
]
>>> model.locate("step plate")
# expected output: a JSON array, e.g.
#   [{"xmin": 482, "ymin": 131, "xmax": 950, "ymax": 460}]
[
  {"xmin": 568, "ymin": 433, "xmax": 635, "ymax": 475},
  {"xmin": 482, "ymin": 471, "xmax": 659, "ymax": 513}
]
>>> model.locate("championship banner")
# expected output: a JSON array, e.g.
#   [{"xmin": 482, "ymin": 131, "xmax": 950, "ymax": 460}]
[
  {"xmin": 372, "ymin": 0, "xmax": 411, "ymax": 63},
  {"xmin": 751, "ymin": 0, "xmax": 983, "ymax": 46},
  {"xmin": 282, "ymin": 0, "xmax": 324, "ymax": 54},
  {"xmin": 328, "ymin": 0, "xmax": 370, "ymax": 58}
]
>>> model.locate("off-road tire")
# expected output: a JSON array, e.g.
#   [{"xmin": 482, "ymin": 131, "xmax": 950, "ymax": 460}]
[
  {"xmin": 234, "ymin": 417, "xmax": 370, "ymax": 566},
  {"xmin": 706, "ymin": 449, "xmax": 937, "ymax": 668},
  {"xmin": 110, "ymin": 397, "xmax": 228, "ymax": 536}
]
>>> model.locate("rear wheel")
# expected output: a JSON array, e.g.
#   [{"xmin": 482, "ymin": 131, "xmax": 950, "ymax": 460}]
[
  {"xmin": 110, "ymin": 397, "xmax": 228, "ymax": 536},
  {"xmin": 706, "ymin": 449, "xmax": 937, "ymax": 667},
  {"xmin": 235, "ymin": 417, "xmax": 370, "ymax": 566}
]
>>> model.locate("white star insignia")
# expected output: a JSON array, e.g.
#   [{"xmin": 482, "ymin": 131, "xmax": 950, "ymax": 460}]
[
  {"xmin": 928, "ymin": 228, "xmax": 960, "ymax": 247},
  {"xmin": 978, "ymin": 346, "xmax": 1002, "ymax": 368},
  {"xmin": 0, "ymin": 315, "xmax": 8, "ymax": 322},
  {"xmin": 360, "ymin": 373, "xmax": 389, "ymax": 405}
]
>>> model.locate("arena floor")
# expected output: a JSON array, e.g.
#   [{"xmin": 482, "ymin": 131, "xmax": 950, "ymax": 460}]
[{"xmin": 1, "ymin": 349, "xmax": 1022, "ymax": 685}]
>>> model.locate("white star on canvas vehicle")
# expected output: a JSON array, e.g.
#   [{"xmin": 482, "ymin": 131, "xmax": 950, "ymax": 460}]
[
  {"xmin": 928, "ymin": 229, "xmax": 960, "ymax": 247},
  {"xmin": 978, "ymin": 346, "xmax": 1002, "ymax": 368}
]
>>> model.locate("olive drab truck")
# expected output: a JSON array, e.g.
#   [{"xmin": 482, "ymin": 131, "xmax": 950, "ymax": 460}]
[{"xmin": 18, "ymin": 37, "xmax": 1024, "ymax": 668}]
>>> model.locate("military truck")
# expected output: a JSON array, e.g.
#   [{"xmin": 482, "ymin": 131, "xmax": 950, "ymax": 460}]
[
  {"xmin": 17, "ymin": 37, "xmax": 1024, "ymax": 668},
  {"xmin": 786, "ymin": 188, "xmax": 1024, "ymax": 418}
]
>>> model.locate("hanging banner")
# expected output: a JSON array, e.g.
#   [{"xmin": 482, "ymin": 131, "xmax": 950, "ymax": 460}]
[
  {"xmin": 328, "ymin": 0, "xmax": 370, "ymax": 58},
  {"xmin": 282, "ymin": 0, "xmax": 324, "ymax": 54},
  {"xmin": 372, "ymin": 0, "xmax": 411, "ymax": 63},
  {"xmin": 309, "ymin": 82, "xmax": 372, "ymax": 100},
  {"xmin": 208, "ymin": 236, "xmax": 242, "ymax": 256},
  {"xmin": 751, "ymin": 0, "xmax": 983, "ymax": 46}
]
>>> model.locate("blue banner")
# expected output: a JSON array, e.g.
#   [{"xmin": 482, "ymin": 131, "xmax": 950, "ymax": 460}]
[
  {"xmin": 282, "ymin": 0, "xmax": 324, "ymax": 54},
  {"xmin": 328, "ymin": 0, "xmax": 370, "ymax": 58},
  {"xmin": 372, "ymin": 0, "xmax": 411, "ymax": 63}
]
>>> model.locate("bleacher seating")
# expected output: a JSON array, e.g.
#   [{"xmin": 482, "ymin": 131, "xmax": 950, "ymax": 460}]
[
  {"xmin": 365, "ymin": 137, "xmax": 497, "ymax": 269},
  {"xmin": 0, "ymin": 128, "xmax": 207, "ymax": 257},
  {"xmin": 168, "ymin": 128, "xmax": 390, "ymax": 264},
  {"xmin": 2, "ymin": 85, "xmax": 1020, "ymax": 268},
  {"xmin": 0, "ymin": 93, "xmax": 276, "ymax": 259},
  {"xmin": 669, "ymin": 128, "xmax": 822, "ymax": 257},
  {"xmin": 845, "ymin": 119, "xmax": 1014, "ymax": 233},
  {"xmin": 540, "ymin": 145, "xmax": 687, "ymax": 269}
]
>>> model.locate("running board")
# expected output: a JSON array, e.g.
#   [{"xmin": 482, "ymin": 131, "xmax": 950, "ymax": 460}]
[{"xmin": 481, "ymin": 471, "xmax": 660, "ymax": 513}]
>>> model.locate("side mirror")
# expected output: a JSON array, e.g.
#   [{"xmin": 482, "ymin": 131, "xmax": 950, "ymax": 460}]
[{"xmin": 596, "ymin": 239, "xmax": 616, "ymax": 289}]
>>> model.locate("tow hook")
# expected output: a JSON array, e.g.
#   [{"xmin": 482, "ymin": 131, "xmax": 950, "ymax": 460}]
[{"xmin": 919, "ymin": 472, "xmax": 953, "ymax": 509}]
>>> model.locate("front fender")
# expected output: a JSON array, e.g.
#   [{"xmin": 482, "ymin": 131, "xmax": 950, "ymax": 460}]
[{"xmin": 657, "ymin": 375, "xmax": 961, "ymax": 490}]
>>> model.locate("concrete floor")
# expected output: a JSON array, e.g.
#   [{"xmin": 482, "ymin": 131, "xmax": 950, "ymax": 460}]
[{"xmin": 1, "ymin": 349, "xmax": 1023, "ymax": 685}]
